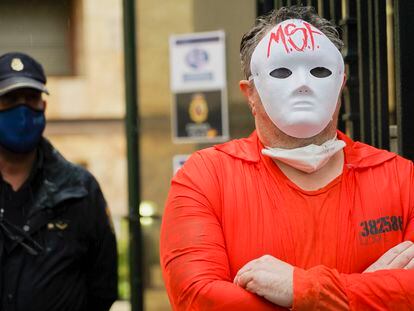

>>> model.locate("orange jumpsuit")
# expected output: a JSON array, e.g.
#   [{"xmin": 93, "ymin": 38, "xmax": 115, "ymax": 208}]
[{"xmin": 160, "ymin": 131, "xmax": 414, "ymax": 310}]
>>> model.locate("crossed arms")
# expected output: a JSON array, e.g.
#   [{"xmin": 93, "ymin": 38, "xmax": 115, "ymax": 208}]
[{"xmin": 233, "ymin": 241, "xmax": 414, "ymax": 310}]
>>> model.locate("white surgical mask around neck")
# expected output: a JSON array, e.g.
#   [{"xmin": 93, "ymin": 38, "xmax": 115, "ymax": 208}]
[{"xmin": 262, "ymin": 136, "xmax": 346, "ymax": 173}]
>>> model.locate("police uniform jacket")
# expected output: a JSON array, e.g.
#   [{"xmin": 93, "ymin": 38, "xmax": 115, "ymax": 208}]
[{"xmin": 0, "ymin": 138, "xmax": 118, "ymax": 311}]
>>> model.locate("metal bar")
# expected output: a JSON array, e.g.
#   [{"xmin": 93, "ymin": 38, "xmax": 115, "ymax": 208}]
[
  {"xmin": 386, "ymin": 0, "xmax": 396, "ymax": 125},
  {"xmin": 356, "ymin": 0, "xmax": 372, "ymax": 144},
  {"xmin": 341, "ymin": 0, "xmax": 360, "ymax": 139},
  {"xmin": 274, "ymin": 0, "xmax": 283, "ymax": 10},
  {"xmin": 394, "ymin": 0, "xmax": 414, "ymax": 160},
  {"xmin": 256, "ymin": 0, "xmax": 263, "ymax": 16},
  {"xmin": 330, "ymin": 0, "xmax": 342, "ymax": 24},
  {"xmin": 122, "ymin": 0, "xmax": 144, "ymax": 310},
  {"xmin": 367, "ymin": 0, "xmax": 377, "ymax": 146},
  {"xmin": 374, "ymin": 0, "xmax": 390, "ymax": 150},
  {"xmin": 318, "ymin": 0, "xmax": 331, "ymax": 20},
  {"xmin": 306, "ymin": 0, "xmax": 318, "ymax": 8},
  {"xmin": 257, "ymin": 0, "xmax": 274, "ymax": 16},
  {"xmin": 328, "ymin": 1, "xmax": 345, "ymax": 132}
]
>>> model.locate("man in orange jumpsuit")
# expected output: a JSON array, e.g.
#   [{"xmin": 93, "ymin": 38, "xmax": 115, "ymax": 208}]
[{"xmin": 160, "ymin": 6, "xmax": 414, "ymax": 310}]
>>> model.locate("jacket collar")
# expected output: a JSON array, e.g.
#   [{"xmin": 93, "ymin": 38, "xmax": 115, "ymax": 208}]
[
  {"xmin": 214, "ymin": 130, "xmax": 396, "ymax": 169},
  {"xmin": 29, "ymin": 138, "xmax": 88, "ymax": 215}
]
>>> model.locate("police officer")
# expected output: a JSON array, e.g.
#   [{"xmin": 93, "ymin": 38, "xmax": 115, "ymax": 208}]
[{"xmin": 0, "ymin": 52, "xmax": 118, "ymax": 311}]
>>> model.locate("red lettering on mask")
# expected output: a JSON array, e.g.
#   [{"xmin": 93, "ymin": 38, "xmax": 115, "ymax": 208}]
[
  {"xmin": 267, "ymin": 21, "xmax": 322, "ymax": 57},
  {"xmin": 267, "ymin": 24, "xmax": 288, "ymax": 55},
  {"xmin": 285, "ymin": 23, "xmax": 307, "ymax": 51}
]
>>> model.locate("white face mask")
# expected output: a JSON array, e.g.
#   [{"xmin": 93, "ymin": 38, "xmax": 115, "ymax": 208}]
[
  {"xmin": 262, "ymin": 136, "xmax": 346, "ymax": 173},
  {"xmin": 250, "ymin": 19, "xmax": 345, "ymax": 138}
]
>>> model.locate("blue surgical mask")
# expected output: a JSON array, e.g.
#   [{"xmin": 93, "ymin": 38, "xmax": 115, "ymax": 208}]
[{"xmin": 0, "ymin": 105, "xmax": 45, "ymax": 153}]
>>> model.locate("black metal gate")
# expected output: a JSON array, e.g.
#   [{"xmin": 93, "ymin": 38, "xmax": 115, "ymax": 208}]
[{"xmin": 256, "ymin": 0, "xmax": 414, "ymax": 160}]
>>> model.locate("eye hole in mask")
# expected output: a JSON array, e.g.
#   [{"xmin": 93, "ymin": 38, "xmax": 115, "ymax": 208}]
[
  {"xmin": 269, "ymin": 67, "xmax": 292, "ymax": 79},
  {"xmin": 310, "ymin": 67, "xmax": 332, "ymax": 78}
]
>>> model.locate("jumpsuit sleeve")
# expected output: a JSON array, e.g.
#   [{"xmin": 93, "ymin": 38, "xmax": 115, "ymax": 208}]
[
  {"xmin": 160, "ymin": 152, "xmax": 283, "ymax": 311},
  {"xmin": 293, "ymin": 163, "xmax": 414, "ymax": 311},
  {"xmin": 293, "ymin": 264, "xmax": 414, "ymax": 310},
  {"xmin": 85, "ymin": 177, "xmax": 118, "ymax": 311}
]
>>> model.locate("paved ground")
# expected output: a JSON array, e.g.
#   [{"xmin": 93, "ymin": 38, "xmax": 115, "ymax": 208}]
[{"xmin": 110, "ymin": 288, "xmax": 171, "ymax": 311}]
